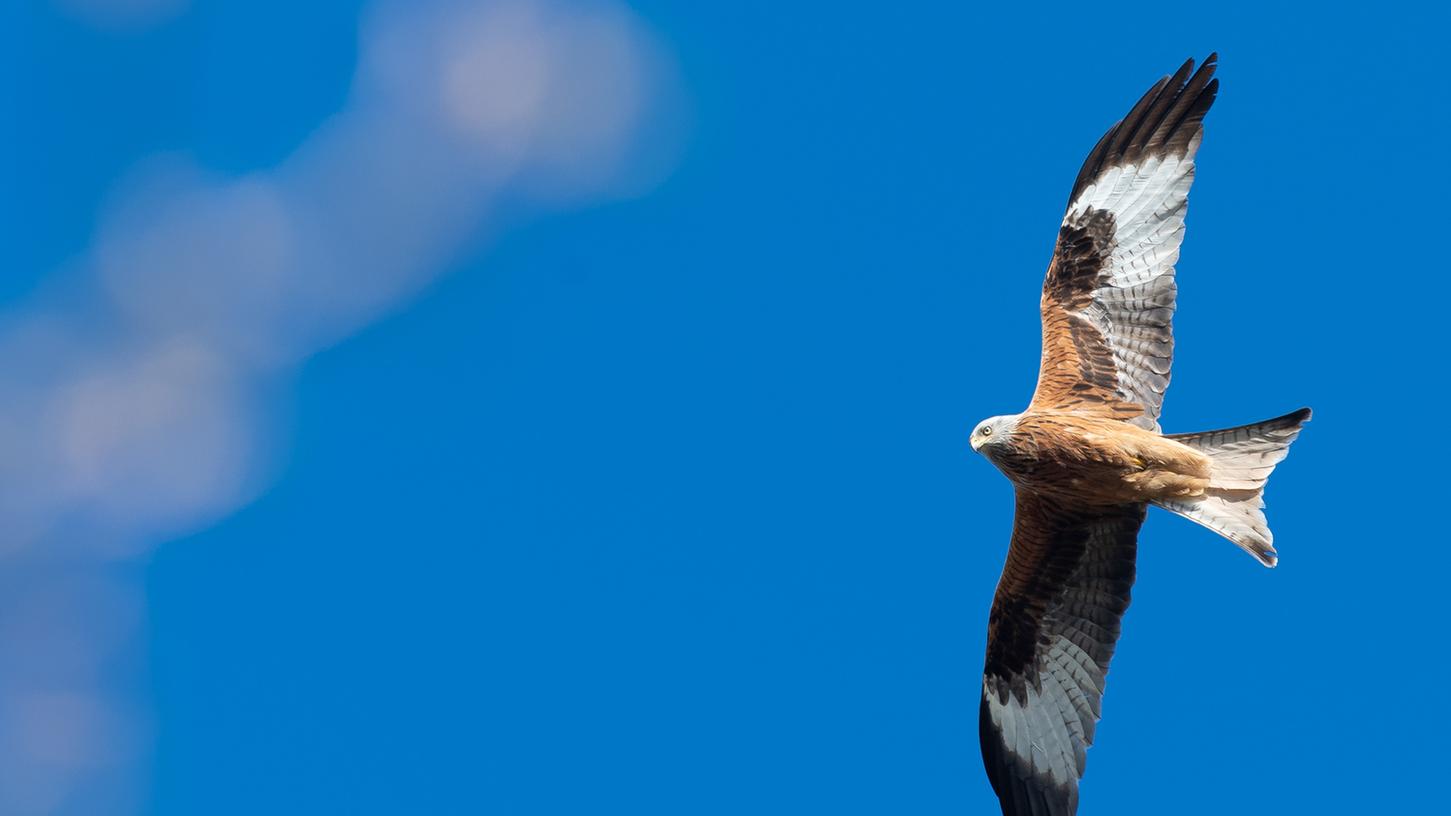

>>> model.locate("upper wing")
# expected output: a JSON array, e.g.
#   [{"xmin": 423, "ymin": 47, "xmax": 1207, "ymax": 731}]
[
  {"xmin": 979, "ymin": 491, "xmax": 1144, "ymax": 816},
  {"xmin": 1029, "ymin": 56, "xmax": 1218, "ymax": 431}
]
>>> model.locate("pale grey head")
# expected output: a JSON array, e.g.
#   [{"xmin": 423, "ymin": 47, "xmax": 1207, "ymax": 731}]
[{"xmin": 970, "ymin": 414, "xmax": 1022, "ymax": 458}]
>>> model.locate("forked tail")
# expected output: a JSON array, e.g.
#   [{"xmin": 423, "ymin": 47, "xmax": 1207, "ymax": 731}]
[{"xmin": 1153, "ymin": 408, "xmax": 1312, "ymax": 567}]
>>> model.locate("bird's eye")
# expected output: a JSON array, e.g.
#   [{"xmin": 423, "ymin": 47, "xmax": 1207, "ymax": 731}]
[{"xmin": 980, "ymin": 426, "xmax": 993, "ymax": 437}]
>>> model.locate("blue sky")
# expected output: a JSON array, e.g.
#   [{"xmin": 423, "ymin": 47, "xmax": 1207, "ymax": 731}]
[{"xmin": 3, "ymin": 1, "xmax": 1447, "ymax": 814}]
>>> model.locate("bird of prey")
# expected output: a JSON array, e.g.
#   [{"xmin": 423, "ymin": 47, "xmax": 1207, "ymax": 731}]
[{"xmin": 970, "ymin": 55, "xmax": 1309, "ymax": 815}]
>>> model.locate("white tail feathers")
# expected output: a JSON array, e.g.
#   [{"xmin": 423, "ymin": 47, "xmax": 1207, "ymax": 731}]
[
  {"xmin": 1156, "ymin": 493, "xmax": 1279, "ymax": 567},
  {"xmin": 1154, "ymin": 408, "xmax": 1311, "ymax": 568}
]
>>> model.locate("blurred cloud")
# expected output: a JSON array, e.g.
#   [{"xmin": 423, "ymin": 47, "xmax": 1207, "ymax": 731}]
[
  {"xmin": 5, "ymin": 1, "xmax": 682, "ymax": 812},
  {"xmin": 0, "ymin": 571, "xmax": 147, "ymax": 816}
]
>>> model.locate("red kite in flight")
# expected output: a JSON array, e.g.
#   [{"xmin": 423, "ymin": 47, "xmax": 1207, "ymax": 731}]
[{"xmin": 970, "ymin": 55, "xmax": 1309, "ymax": 815}]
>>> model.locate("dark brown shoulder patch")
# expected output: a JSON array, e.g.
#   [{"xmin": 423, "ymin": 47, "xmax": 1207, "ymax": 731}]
[{"xmin": 1040, "ymin": 207, "xmax": 1124, "ymax": 408}]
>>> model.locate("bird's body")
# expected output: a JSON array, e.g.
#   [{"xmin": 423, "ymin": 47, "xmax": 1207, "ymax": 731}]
[
  {"xmin": 967, "ymin": 55, "xmax": 1310, "ymax": 816},
  {"xmin": 982, "ymin": 411, "xmax": 1210, "ymax": 506}
]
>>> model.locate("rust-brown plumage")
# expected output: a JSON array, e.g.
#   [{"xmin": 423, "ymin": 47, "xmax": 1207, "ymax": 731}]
[{"xmin": 969, "ymin": 56, "xmax": 1310, "ymax": 816}]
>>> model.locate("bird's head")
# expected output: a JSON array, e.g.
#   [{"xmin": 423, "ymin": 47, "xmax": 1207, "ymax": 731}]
[{"xmin": 970, "ymin": 414, "xmax": 1020, "ymax": 456}]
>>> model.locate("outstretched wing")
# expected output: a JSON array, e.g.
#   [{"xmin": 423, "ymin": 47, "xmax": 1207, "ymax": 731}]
[
  {"xmin": 980, "ymin": 491, "xmax": 1144, "ymax": 816},
  {"xmin": 1029, "ymin": 56, "xmax": 1218, "ymax": 431}
]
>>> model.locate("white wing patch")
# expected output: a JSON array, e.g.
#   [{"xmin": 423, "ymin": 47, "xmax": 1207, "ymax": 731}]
[{"xmin": 1061, "ymin": 131, "xmax": 1201, "ymax": 431}]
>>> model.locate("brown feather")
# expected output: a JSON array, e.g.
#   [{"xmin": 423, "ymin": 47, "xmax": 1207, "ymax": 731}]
[
  {"xmin": 1029, "ymin": 56, "xmax": 1219, "ymax": 429},
  {"xmin": 985, "ymin": 413, "xmax": 1210, "ymax": 506}
]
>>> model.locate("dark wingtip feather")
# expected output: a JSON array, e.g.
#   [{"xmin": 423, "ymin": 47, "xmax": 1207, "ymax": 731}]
[{"xmin": 1065, "ymin": 54, "xmax": 1220, "ymax": 211}]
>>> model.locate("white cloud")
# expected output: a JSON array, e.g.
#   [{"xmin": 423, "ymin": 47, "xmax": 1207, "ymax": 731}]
[
  {"xmin": 10, "ymin": 0, "xmax": 677, "ymax": 549},
  {"xmin": 54, "ymin": 341, "xmax": 262, "ymax": 544},
  {"xmin": 4, "ymin": 1, "xmax": 682, "ymax": 812},
  {"xmin": 0, "ymin": 573, "xmax": 147, "ymax": 816}
]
